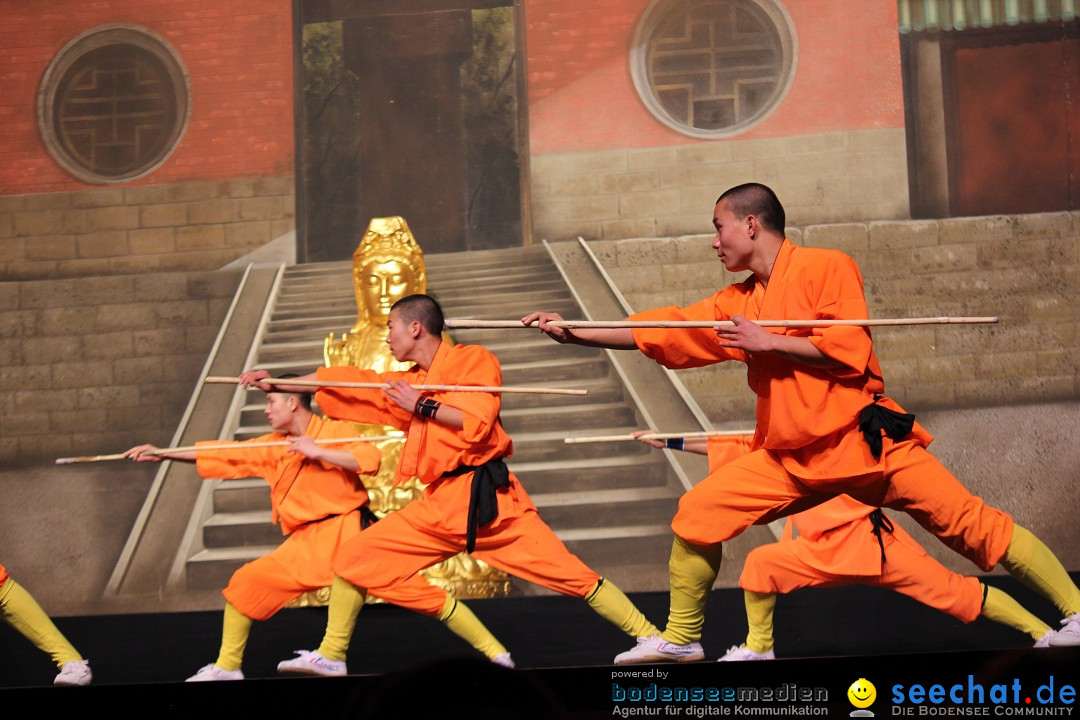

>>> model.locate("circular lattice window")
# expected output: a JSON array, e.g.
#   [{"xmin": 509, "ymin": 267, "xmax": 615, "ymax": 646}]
[
  {"xmin": 630, "ymin": 0, "xmax": 797, "ymax": 139},
  {"xmin": 37, "ymin": 25, "xmax": 191, "ymax": 184}
]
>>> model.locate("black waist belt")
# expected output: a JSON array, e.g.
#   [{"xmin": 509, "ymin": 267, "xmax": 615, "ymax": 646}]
[
  {"xmin": 442, "ymin": 458, "xmax": 511, "ymax": 553},
  {"xmin": 359, "ymin": 505, "xmax": 380, "ymax": 530},
  {"xmin": 867, "ymin": 509, "xmax": 895, "ymax": 564},
  {"xmin": 858, "ymin": 394, "xmax": 915, "ymax": 460}
]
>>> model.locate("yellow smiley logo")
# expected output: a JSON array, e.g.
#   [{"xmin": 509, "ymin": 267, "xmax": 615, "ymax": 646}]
[{"xmin": 848, "ymin": 678, "xmax": 877, "ymax": 708}]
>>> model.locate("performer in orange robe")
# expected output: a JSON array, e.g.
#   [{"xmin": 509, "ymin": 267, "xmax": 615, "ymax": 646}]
[
  {"xmin": 639, "ymin": 435, "xmax": 1055, "ymax": 660},
  {"xmin": 239, "ymin": 294, "xmax": 661, "ymax": 675},
  {"xmin": 525, "ymin": 182, "xmax": 1080, "ymax": 664},
  {"xmin": 127, "ymin": 381, "xmax": 511, "ymax": 680},
  {"xmin": 0, "ymin": 563, "xmax": 92, "ymax": 685}
]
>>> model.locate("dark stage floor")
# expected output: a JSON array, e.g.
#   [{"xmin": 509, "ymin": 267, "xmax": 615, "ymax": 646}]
[{"xmin": 2, "ymin": 578, "xmax": 1078, "ymax": 718}]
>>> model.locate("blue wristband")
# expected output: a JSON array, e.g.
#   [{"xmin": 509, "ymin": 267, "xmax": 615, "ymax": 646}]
[{"xmin": 664, "ymin": 438, "xmax": 685, "ymax": 451}]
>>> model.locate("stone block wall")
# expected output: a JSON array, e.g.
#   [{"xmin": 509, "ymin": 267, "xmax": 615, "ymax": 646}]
[
  {"xmin": 585, "ymin": 210, "xmax": 1080, "ymax": 422},
  {"xmin": 0, "ymin": 269, "xmax": 243, "ymax": 464},
  {"xmin": 530, "ymin": 129, "xmax": 909, "ymax": 243},
  {"xmin": 0, "ymin": 177, "xmax": 294, "ymax": 280}
]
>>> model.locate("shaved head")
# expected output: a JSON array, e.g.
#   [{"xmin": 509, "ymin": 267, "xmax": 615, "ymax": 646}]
[{"xmin": 717, "ymin": 183, "xmax": 785, "ymax": 236}]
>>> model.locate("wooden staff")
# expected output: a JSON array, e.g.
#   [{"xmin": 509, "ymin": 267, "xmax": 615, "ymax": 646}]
[
  {"xmin": 447, "ymin": 317, "xmax": 1000, "ymax": 330},
  {"xmin": 565, "ymin": 430, "xmax": 754, "ymax": 444},
  {"xmin": 204, "ymin": 376, "xmax": 588, "ymax": 396},
  {"xmin": 55, "ymin": 435, "xmax": 405, "ymax": 465}
]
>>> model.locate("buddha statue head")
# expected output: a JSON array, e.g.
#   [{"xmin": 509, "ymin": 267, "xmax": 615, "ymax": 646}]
[{"xmin": 352, "ymin": 216, "xmax": 427, "ymax": 328}]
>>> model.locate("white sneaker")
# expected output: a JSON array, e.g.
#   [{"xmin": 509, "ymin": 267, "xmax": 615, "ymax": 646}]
[
  {"xmin": 186, "ymin": 663, "xmax": 244, "ymax": 681},
  {"xmin": 1034, "ymin": 630, "xmax": 1055, "ymax": 648},
  {"xmin": 718, "ymin": 644, "xmax": 775, "ymax": 661},
  {"xmin": 277, "ymin": 650, "xmax": 346, "ymax": 676},
  {"xmin": 614, "ymin": 635, "xmax": 705, "ymax": 665},
  {"xmin": 1048, "ymin": 613, "xmax": 1080, "ymax": 647},
  {"xmin": 492, "ymin": 653, "xmax": 515, "ymax": 669},
  {"xmin": 54, "ymin": 659, "xmax": 92, "ymax": 686}
]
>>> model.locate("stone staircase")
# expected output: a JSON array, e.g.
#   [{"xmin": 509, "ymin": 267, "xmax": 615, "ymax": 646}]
[{"xmin": 182, "ymin": 245, "xmax": 686, "ymax": 594}]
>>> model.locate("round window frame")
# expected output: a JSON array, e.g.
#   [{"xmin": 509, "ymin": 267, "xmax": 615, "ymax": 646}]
[
  {"xmin": 629, "ymin": 0, "xmax": 798, "ymax": 140},
  {"xmin": 37, "ymin": 24, "xmax": 192, "ymax": 185}
]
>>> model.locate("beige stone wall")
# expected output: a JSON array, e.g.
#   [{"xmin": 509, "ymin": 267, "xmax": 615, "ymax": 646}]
[
  {"xmin": 586, "ymin": 210, "xmax": 1080, "ymax": 422},
  {"xmin": 0, "ymin": 176, "xmax": 294, "ymax": 280},
  {"xmin": 0, "ymin": 269, "xmax": 243, "ymax": 464},
  {"xmin": 530, "ymin": 129, "xmax": 909, "ymax": 242}
]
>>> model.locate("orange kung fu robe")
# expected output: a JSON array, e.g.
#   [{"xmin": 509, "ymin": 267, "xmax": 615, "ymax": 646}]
[
  {"xmin": 314, "ymin": 341, "xmax": 601, "ymax": 598},
  {"xmin": 193, "ymin": 414, "xmax": 450, "ymax": 620},
  {"xmin": 739, "ymin": 495, "xmax": 984, "ymax": 623},
  {"xmin": 631, "ymin": 239, "xmax": 1012, "ymax": 571},
  {"xmin": 0, "ymin": 563, "xmax": 7, "ymax": 586}
]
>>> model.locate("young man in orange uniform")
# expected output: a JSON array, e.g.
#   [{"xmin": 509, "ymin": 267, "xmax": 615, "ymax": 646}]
[
  {"xmin": 635, "ymin": 433, "xmax": 1059, "ymax": 660},
  {"xmin": 126, "ymin": 380, "xmax": 512, "ymax": 680},
  {"xmin": 0, "ymin": 563, "xmax": 92, "ymax": 685},
  {"xmin": 524, "ymin": 182, "xmax": 1080, "ymax": 664},
  {"xmin": 240, "ymin": 294, "xmax": 660, "ymax": 674}
]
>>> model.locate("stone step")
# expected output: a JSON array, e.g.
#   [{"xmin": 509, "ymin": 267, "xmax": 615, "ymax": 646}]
[
  {"xmin": 202, "ymin": 510, "xmax": 281, "ymax": 548},
  {"xmin": 271, "ymin": 286, "xmax": 570, "ymax": 320},
  {"xmin": 212, "ymin": 452, "xmax": 674, "ymax": 516},
  {"xmin": 509, "ymin": 454, "xmax": 672, "ymax": 494},
  {"xmin": 498, "ymin": 357, "xmax": 612, "ymax": 385},
  {"xmin": 499, "ymin": 401, "xmax": 638, "ymax": 434},
  {"xmin": 212, "ymin": 478, "xmax": 267, "ymax": 514},
  {"xmin": 185, "ymin": 545, "xmax": 277, "ymax": 590}
]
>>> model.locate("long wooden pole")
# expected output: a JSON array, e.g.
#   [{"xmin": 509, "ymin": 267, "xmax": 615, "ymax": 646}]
[
  {"xmin": 565, "ymin": 429, "xmax": 754, "ymax": 444},
  {"xmin": 55, "ymin": 434, "xmax": 405, "ymax": 465},
  {"xmin": 447, "ymin": 317, "xmax": 1000, "ymax": 330},
  {"xmin": 204, "ymin": 376, "xmax": 588, "ymax": 396}
]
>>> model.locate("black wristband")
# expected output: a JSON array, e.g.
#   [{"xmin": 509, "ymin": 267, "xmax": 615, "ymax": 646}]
[
  {"xmin": 415, "ymin": 397, "xmax": 441, "ymax": 419},
  {"xmin": 664, "ymin": 438, "xmax": 685, "ymax": 451}
]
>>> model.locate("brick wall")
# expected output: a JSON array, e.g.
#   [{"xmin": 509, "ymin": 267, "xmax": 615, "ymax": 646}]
[
  {"xmin": 0, "ymin": 176, "xmax": 293, "ymax": 279},
  {"xmin": 586, "ymin": 210, "xmax": 1080, "ymax": 422},
  {"xmin": 0, "ymin": 269, "xmax": 243, "ymax": 465},
  {"xmin": 0, "ymin": 0, "xmax": 294, "ymax": 194},
  {"xmin": 531, "ymin": 129, "xmax": 909, "ymax": 242},
  {"xmin": 524, "ymin": 0, "xmax": 903, "ymax": 153}
]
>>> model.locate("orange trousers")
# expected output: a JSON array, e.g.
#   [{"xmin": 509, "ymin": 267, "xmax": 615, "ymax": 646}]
[
  {"xmin": 332, "ymin": 502, "xmax": 601, "ymax": 599},
  {"xmin": 673, "ymin": 438, "xmax": 1013, "ymax": 573},
  {"xmin": 224, "ymin": 508, "xmax": 449, "ymax": 620},
  {"xmin": 739, "ymin": 520, "xmax": 985, "ymax": 623}
]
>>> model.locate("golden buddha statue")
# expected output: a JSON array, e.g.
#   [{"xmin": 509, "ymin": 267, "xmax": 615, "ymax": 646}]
[{"xmin": 310, "ymin": 216, "xmax": 510, "ymax": 602}]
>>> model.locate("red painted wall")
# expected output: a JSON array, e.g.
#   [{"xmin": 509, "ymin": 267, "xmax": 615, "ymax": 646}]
[
  {"xmin": 524, "ymin": 0, "xmax": 905, "ymax": 154},
  {"xmin": 0, "ymin": 0, "xmax": 294, "ymax": 195}
]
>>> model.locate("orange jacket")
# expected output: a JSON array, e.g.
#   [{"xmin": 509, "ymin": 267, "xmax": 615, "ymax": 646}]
[
  {"xmin": 633, "ymin": 240, "xmax": 932, "ymax": 482},
  {"xmin": 194, "ymin": 414, "xmax": 380, "ymax": 535},
  {"xmin": 314, "ymin": 341, "xmax": 538, "ymax": 537}
]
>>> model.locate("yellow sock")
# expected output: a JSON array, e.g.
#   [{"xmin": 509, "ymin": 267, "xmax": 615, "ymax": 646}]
[
  {"xmin": 0, "ymin": 577, "xmax": 83, "ymax": 667},
  {"xmin": 315, "ymin": 575, "xmax": 366, "ymax": 662},
  {"xmin": 585, "ymin": 578, "xmax": 660, "ymax": 639},
  {"xmin": 1000, "ymin": 525, "xmax": 1080, "ymax": 618},
  {"xmin": 438, "ymin": 597, "xmax": 508, "ymax": 660},
  {"xmin": 744, "ymin": 590, "xmax": 776, "ymax": 653},
  {"xmin": 213, "ymin": 602, "xmax": 252, "ymax": 671},
  {"xmin": 980, "ymin": 584, "xmax": 1052, "ymax": 641},
  {"xmin": 662, "ymin": 535, "xmax": 723, "ymax": 645}
]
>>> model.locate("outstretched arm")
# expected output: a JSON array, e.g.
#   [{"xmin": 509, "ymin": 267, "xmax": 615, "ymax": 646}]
[
  {"xmin": 630, "ymin": 430, "xmax": 708, "ymax": 455},
  {"xmin": 124, "ymin": 444, "xmax": 196, "ymax": 463},
  {"xmin": 714, "ymin": 316, "xmax": 845, "ymax": 370},
  {"xmin": 383, "ymin": 379, "xmax": 465, "ymax": 429},
  {"xmin": 520, "ymin": 311, "xmax": 638, "ymax": 350},
  {"xmin": 237, "ymin": 369, "xmax": 319, "ymax": 392},
  {"xmin": 286, "ymin": 436, "xmax": 361, "ymax": 471}
]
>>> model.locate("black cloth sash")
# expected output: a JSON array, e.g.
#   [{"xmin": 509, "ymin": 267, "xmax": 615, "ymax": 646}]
[
  {"xmin": 867, "ymin": 509, "xmax": 895, "ymax": 564},
  {"xmin": 359, "ymin": 505, "xmax": 380, "ymax": 530},
  {"xmin": 858, "ymin": 395, "xmax": 915, "ymax": 460},
  {"xmin": 442, "ymin": 458, "xmax": 511, "ymax": 553}
]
